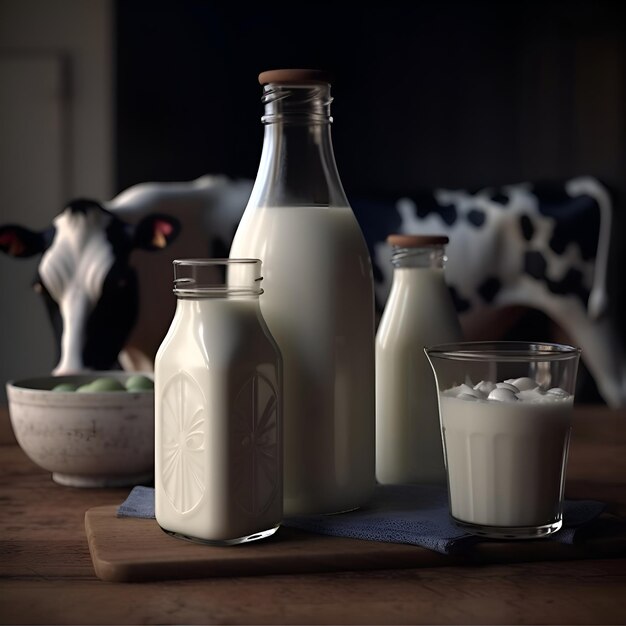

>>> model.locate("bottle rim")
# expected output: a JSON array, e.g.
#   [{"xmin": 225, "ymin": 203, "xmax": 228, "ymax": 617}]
[
  {"xmin": 173, "ymin": 258, "xmax": 261, "ymax": 266},
  {"xmin": 172, "ymin": 258, "xmax": 264, "ymax": 297}
]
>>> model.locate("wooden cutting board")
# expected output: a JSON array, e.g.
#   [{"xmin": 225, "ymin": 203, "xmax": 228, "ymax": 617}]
[{"xmin": 84, "ymin": 505, "xmax": 626, "ymax": 582}]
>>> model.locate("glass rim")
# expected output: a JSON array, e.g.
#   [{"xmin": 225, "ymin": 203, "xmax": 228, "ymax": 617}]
[
  {"xmin": 173, "ymin": 258, "xmax": 260, "ymax": 266},
  {"xmin": 424, "ymin": 341, "xmax": 581, "ymax": 362}
]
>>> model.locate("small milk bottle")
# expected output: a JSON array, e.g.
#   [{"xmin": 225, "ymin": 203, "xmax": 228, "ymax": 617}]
[
  {"xmin": 155, "ymin": 259, "xmax": 282, "ymax": 545},
  {"xmin": 230, "ymin": 69, "xmax": 375, "ymax": 515},
  {"xmin": 376, "ymin": 235, "xmax": 462, "ymax": 485}
]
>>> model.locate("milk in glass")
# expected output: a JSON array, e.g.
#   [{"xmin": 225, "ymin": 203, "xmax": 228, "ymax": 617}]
[{"xmin": 425, "ymin": 342, "xmax": 581, "ymax": 539}]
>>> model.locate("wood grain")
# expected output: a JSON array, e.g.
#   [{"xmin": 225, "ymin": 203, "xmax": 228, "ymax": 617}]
[
  {"xmin": 85, "ymin": 505, "xmax": 626, "ymax": 582},
  {"xmin": 1, "ymin": 405, "xmax": 626, "ymax": 624}
]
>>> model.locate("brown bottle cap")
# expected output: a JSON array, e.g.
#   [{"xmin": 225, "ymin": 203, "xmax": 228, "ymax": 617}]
[
  {"xmin": 387, "ymin": 234, "xmax": 449, "ymax": 247},
  {"xmin": 258, "ymin": 69, "xmax": 330, "ymax": 85}
]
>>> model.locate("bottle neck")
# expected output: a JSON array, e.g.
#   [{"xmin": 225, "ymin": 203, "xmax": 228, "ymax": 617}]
[
  {"xmin": 248, "ymin": 83, "xmax": 349, "ymax": 208},
  {"xmin": 391, "ymin": 245, "xmax": 447, "ymax": 270},
  {"xmin": 173, "ymin": 294, "xmax": 261, "ymax": 320}
]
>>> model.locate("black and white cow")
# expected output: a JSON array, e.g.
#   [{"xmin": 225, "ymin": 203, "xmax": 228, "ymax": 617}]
[
  {"xmin": 365, "ymin": 176, "xmax": 623, "ymax": 407},
  {"xmin": 1, "ymin": 174, "xmax": 622, "ymax": 407},
  {"xmin": 0, "ymin": 200, "xmax": 180, "ymax": 373},
  {"xmin": 0, "ymin": 175, "xmax": 252, "ymax": 374}
]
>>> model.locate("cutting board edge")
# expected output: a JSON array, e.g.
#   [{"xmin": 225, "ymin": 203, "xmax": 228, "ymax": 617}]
[
  {"xmin": 84, "ymin": 505, "xmax": 456, "ymax": 582},
  {"xmin": 84, "ymin": 504, "xmax": 626, "ymax": 583}
]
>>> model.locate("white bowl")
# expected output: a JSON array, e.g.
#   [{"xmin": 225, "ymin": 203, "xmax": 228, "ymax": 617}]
[{"xmin": 6, "ymin": 372, "xmax": 154, "ymax": 487}]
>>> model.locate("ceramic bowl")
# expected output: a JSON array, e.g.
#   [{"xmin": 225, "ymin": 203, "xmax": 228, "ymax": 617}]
[{"xmin": 6, "ymin": 372, "xmax": 154, "ymax": 487}]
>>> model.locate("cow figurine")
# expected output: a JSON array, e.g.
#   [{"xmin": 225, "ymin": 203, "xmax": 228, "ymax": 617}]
[{"xmin": 1, "ymin": 174, "xmax": 623, "ymax": 407}]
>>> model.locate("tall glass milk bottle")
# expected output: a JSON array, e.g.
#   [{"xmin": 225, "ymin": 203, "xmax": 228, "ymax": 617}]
[
  {"xmin": 230, "ymin": 69, "xmax": 375, "ymax": 515},
  {"xmin": 376, "ymin": 235, "xmax": 462, "ymax": 485},
  {"xmin": 155, "ymin": 259, "xmax": 282, "ymax": 545}
]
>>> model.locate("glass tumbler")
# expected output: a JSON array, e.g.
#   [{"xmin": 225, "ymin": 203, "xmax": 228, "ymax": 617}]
[{"xmin": 425, "ymin": 341, "xmax": 581, "ymax": 539}]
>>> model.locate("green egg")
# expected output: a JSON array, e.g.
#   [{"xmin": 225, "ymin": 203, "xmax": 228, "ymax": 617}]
[
  {"xmin": 124, "ymin": 374, "xmax": 154, "ymax": 391},
  {"xmin": 89, "ymin": 377, "xmax": 126, "ymax": 392},
  {"xmin": 73, "ymin": 377, "xmax": 125, "ymax": 393},
  {"xmin": 52, "ymin": 383, "xmax": 77, "ymax": 392}
]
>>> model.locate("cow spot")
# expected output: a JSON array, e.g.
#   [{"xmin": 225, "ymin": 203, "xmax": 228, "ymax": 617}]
[
  {"xmin": 519, "ymin": 214, "xmax": 535, "ymax": 241},
  {"xmin": 67, "ymin": 199, "xmax": 104, "ymax": 215},
  {"xmin": 416, "ymin": 195, "xmax": 457, "ymax": 226},
  {"xmin": 490, "ymin": 191, "xmax": 509, "ymax": 205},
  {"xmin": 524, "ymin": 250, "xmax": 547, "ymax": 280},
  {"xmin": 467, "ymin": 209, "xmax": 486, "ymax": 228},
  {"xmin": 478, "ymin": 277, "xmax": 502, "ymax": 303},
  {"xmin": 533, "ymin": 184, "xmax": 599, "ymax": 261},
  {"xmin": 545, "ymin": 268, "xmax": 589, "ymax": 305},
  {"xmin": 524, "ymin": 253, "xmax": 589, "ymax": 307},
  {"xmin": 438, "ymin": 204, "xmax": 457, "ymax": 226},
  {"xmin": 448, "ymin": 286, "xmax": 471, "ymax": 312},
  {"xmin": 549, "ymin": 204, "xmax": 599, "ymax": 260}
]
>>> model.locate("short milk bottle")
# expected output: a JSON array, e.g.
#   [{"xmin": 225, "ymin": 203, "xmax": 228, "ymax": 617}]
[
  {"xmin": 155, "ymin": 259, "xmax": 282, "ymax": 545},
  {"xmin": 230, "ymin": 69, "xmax": 375, "ymax": 515},
  {"xmin": 376, "ymin": 235, "xmax": 462, "ymax": 484}
]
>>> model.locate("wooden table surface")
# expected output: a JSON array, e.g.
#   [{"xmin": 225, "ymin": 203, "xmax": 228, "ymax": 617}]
[{"xmin": 1, "ymin": 404, "xmax": 625, "ymax": 625}]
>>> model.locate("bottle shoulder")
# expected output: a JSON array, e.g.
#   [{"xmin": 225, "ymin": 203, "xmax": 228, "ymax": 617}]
[
  {"xmin": 156, "ymin": 299, "xmax": 281, "ymax": 370},
  {"xmin": 230, "ymin": 206, "xmax": 371, "ymax": 270},
  {"xmin": 377, "ymin": 270, "xmax": 462, "ymax": 347},
  {"xmin": 233, "ymin": 204, "xmax": 358, "ymax": 228}
]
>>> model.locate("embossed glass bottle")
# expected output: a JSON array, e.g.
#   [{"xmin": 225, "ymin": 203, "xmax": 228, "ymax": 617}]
[{"xmin": 155, "ymin": 259, "xmax": 282, "ymax": 545}]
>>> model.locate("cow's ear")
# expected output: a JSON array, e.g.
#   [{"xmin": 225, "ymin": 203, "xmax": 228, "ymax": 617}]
[
  {"xmin": 0, "ymin": 224, "xmax": 52, "ymax": 258},
  {"xmin": 133, "ymin": 214, "xmax": 181, "ymax": 251}
]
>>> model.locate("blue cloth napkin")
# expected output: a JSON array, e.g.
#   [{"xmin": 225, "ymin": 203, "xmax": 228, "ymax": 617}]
[
  {"xmin": 118, "ymin": 485, "xmax": 605, "ymax": 555},
  {"xmin": 117, "ymin": 485, "xmax": 156, "ymax": 519}
]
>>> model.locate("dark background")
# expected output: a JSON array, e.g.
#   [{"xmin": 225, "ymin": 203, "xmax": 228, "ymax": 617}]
[
  {"xmin": 115, "ymin": 1, "xmax": 626, "ymax": 196},
  {"xmin": 115, "ymin": 0, "xmax": 626, "ymax": 402}
]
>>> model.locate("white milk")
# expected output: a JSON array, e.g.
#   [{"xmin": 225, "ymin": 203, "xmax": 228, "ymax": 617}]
[
  {"xmin": 230, "ymin": 205, "xmax": 375, "ymax": 515},
  {"xmin": 440, "ymin": 384, "xmax": 573, "ymax": 528},
  {"xmin": 155, "ymin": 296, "xmax": 282, "ymax": 543},
  {"xmin": 376, "ymin": 266, "xmax": 462, "ymax": 484}
]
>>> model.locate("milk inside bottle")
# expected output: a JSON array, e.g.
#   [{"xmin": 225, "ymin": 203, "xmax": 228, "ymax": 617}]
[
  {"xmin": 155, "ymin": 259, "xmax": 282, "ymax": 545},
  {"xmin": 230, "ymin": 69, "xmax": 375, "ymax": 515},
  {"xmin": 376, "ymin": 235, "xmax": 462, "ymax": 484}
]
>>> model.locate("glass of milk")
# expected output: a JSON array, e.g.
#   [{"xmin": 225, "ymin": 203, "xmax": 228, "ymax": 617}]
[{"xmin": 425, "ymin": 341, "xmax": 580, "ymax": 539}]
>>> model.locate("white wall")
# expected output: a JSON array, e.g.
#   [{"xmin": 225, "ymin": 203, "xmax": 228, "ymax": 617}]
[{"xmin": 0, "ymin": 0, "xmax": 113, "ymax": 399}]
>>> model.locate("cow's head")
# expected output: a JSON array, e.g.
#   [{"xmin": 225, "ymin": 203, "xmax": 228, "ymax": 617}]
[{"xmin": 0, "ymin": 199, "xmax": 180, "ymax": 374}]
